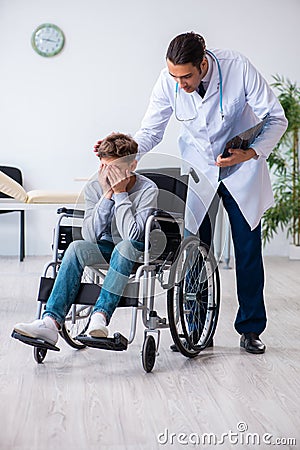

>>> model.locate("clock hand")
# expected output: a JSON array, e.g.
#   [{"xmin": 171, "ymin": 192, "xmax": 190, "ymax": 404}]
[{"xmin": 41, "ymin": 38, "xmax": 57, "ymax": 43}]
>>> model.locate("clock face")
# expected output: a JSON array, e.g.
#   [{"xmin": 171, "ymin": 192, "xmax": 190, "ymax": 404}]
[{"xmin": 31, "ymin": 23, "xmax": 65, "ymax": 57}]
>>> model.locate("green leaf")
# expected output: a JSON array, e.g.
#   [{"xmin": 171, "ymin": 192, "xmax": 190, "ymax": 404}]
[{"xmin": 264, "ymin": 75, "xmax": 300, "ymax": 245}]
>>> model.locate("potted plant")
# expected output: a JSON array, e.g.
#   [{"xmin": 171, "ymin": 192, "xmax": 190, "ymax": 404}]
[{"xmin": 262, "ymin": 75, "xmax": 300, "ymax": 258}]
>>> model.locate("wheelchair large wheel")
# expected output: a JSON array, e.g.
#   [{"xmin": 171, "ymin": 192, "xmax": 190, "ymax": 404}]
[
  {"xmin": 167, "ymin": 236, "xmax": 220, "ymax": 358},
  {"xmin": 60, "ymin": 305, "xmax": 93, "ymax": 349}
]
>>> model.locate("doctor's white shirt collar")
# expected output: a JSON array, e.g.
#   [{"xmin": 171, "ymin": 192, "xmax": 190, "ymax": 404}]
[{"xmin": 201, "ymin": 52, "xmax": 214, "ymax": 91}]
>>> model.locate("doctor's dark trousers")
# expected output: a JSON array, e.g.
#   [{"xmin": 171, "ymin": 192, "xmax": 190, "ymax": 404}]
[{"xmin": 198, "ymin": 182, "xmax": 266, "ymax": 335}]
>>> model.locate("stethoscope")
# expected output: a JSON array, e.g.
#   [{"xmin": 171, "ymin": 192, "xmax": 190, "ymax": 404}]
[{"xmin": 174, "ymin": 50, "xmax": 224, "ymax": 121}]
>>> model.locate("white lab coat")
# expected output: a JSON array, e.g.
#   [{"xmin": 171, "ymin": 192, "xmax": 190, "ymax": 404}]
[{"xmin": 134, "ymin": 49, "xmax": 288, "ymax": 233}]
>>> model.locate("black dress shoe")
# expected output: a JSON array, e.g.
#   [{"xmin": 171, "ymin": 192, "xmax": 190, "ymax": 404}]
[
  {"xmin": 240, "ymin": 332, "xmax": 266, "ymax": 354},
  {"xmin": 170, "ymin": 338, "xmax": 214, "ymax": 352}
]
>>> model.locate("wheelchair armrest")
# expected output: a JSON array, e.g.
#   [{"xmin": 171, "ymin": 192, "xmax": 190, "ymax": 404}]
[
  {"xmin": 57, "ymin": 207, "xmax": 85, "ymax": 218},
  {"xmin": 152, "ymin": 209, "xmax": 183, "ymax": 220}
]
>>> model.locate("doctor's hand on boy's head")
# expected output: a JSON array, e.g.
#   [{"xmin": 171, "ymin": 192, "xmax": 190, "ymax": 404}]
[
  {"xmin": 93, "ymin": 134, "xmax": 117, "ymax": 154},
  {"xmin": 93, "ymin": 139, "xmax": 103, "ymax": 154}
]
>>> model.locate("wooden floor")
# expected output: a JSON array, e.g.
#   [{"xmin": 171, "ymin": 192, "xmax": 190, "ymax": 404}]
[{"xmin": 0, "ymin": 255, "xmax": 299, "ymax": 450}]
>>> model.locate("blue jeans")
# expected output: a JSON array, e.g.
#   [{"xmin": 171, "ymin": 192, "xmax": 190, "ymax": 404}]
[{"xmin": 43, "ymin": 239, "xmax": 144, "ymax": 325}]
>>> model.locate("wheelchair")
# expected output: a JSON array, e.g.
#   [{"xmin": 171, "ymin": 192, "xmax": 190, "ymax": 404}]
[{"xmin": 12, "ymin": 168, "xmax": 220, "ymax": 372}]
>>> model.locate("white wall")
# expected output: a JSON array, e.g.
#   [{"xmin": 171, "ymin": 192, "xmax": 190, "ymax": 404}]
[{"xmin": 0, "ymin": 0, "xmax": 299, "ymax": 256}]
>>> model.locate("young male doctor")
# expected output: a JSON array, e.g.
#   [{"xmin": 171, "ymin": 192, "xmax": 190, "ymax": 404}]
[{"xmin": 133, "ymin": 32, "xmax": 288, "ymax": 354}]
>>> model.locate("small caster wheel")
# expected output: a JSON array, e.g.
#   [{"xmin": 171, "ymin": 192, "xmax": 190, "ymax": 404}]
[
  {"xmin": 34, "ymin": 347, "xmax": 47, "ymax": 364},
  {"xmin": 142, "ymin": 335, "xmax": 156, "ymax": 373},
  {"xmin": 114, "ymin": 332, "xmax": 121, "ymax": 344}
]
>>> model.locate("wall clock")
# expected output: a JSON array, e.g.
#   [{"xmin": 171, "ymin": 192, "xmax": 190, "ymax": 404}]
[{"xmin": 31, "ymin": 23, "xmax": 65, "ymax": 57}]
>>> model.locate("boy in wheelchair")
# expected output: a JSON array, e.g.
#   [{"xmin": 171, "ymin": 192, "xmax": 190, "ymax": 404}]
[{"xmin": 13, "ymin": 132, "xmax": 158, "ymax": 346}]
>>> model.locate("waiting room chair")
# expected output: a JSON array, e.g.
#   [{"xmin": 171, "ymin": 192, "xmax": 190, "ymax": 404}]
[{"xmin": 0, "ymin": 166, "xmax": 25, "ymax": 261}]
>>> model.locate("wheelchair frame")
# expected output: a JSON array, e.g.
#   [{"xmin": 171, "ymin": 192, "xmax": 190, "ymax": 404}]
[{"xmin": 12, "ymin": 170, "xmax": 221, "ymax": 373}]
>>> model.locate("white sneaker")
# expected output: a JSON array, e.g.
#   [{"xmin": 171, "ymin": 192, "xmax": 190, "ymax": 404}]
[
  {"xmin": 87, "ymin": 313, "xmax": 108, "ymax": 338},
  {"xmin": 13, "ymin": 316, "xmax": 59, "ymax": 345}
]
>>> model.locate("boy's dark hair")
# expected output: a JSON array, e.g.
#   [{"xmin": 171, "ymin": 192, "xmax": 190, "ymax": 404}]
[
  {"xmin": 166, "ymin": 32, "xmax": 206, "ymax": 67},
  {"xmin": 97, "ymin": 132, "xmax": 138, "ymax": 161}
]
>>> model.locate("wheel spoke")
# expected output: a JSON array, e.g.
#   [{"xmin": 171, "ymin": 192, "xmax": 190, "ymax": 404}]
[{"xmin": 167, "ymin": 236, "xmax": 220, "ymax": 357}]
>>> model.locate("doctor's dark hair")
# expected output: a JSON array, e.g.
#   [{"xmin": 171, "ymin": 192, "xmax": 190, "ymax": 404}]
[
  {"xmin": 166, "ymin": 32, "xmax": 206, "ymax": 67},
  {"xmin": 97, "ymin": 132, "xmax": 138, "ymax": 162}
]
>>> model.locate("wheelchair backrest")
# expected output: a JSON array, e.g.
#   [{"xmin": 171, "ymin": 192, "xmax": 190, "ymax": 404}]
[
  {"xmin": 138, "ymin": 168, "xmax": 188, "ymax": 262},
  {"xmin": 54, "ymin": 225, "xmax": 82, "ymax": 260},
  {"xmin": 137, "ymin": 168, "xmax": 188, "ymax": 215}
]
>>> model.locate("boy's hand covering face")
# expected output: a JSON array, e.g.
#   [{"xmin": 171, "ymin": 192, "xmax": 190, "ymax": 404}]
[
  {"xmin": 98, "ymin": 159, "xmax": 132, "ymax": 198},
  {"xmin": 98, "ymin": 163, "xmax": 113, "ymax": 198},
  {"xmin": 107, "ymin": 164, "xmax": 130, "ymax": 194}
]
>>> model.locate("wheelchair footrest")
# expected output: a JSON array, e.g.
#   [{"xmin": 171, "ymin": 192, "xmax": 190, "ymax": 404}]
[
  {"xmin": 76, "ymin": 332, "xmax": 128, "ymax": 351},
  {"xmin": 11, "ymin": 331, "xmax": 60, "ymax": 352}
]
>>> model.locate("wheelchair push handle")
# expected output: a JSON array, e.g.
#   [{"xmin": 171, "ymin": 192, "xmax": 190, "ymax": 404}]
[
  {"xmin": 152, "ymin": 209, "xmax": 183, "ymax": 220},
  {"xmin": 57, "ymin": 207, "xmax": 85, "ymax": 218}
]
